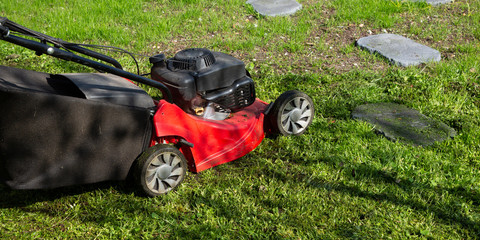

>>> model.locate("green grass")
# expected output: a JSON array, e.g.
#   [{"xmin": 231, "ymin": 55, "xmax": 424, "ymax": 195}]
[{"xmin": 1, "ymin": 0, "xmax": 480, "ymax": 239}]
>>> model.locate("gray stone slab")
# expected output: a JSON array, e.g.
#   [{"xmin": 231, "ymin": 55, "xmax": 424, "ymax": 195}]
[
  {"xmin": 352, "ymin": 103, "xmax": 456, "ymax": 146},
  {"xmin": 357, "ymin": 34, "xmax": 441, "ymax": 67},
  {"xmin": 247, "ymin": 0, "xmax": 302, "ymax": 16},
  {"xmin": 394, "ymin": 0, "xmax": 452, "ymax": 6}
]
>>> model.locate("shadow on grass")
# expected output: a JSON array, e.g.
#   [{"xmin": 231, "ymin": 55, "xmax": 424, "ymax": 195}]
[
  {"xmin": 245, "ymin": 130, "xmax": 480, "ymax": 236},
  {"xmin": 228, "ymin": 116, "xmax": 479, "ymax": 236},
  {"xmin": 300, "ymin": 163, "xmax": 480, "ymax": 234},
  {"xmin": 0, "ymin": 181, "xmax": 135, "ymax": 209}
]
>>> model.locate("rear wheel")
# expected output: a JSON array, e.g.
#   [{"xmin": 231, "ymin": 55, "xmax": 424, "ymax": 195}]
[
  {"xmin": 269, "ymin": 90, "xmax": 314, "ymax": 136},
  {"xmin": 134, "ymin": 144, "xmax": 187, "ymax": 197}
]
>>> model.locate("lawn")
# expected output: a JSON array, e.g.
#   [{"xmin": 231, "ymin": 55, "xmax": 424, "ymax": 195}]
[{"xmin": 1, "ymin": 0, "xmax": 479, "ymax": 239}]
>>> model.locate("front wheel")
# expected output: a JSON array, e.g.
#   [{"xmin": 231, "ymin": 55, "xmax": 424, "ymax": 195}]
[
  {"xmin": 133, "ymin": 144, "xmax": 187, "ymax": 197},
  {"xmin": 268, "ymin": 90, "xmax": 314, "ymax": 136}
]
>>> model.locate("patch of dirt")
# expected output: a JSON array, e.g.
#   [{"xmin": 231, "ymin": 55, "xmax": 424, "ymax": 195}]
[{"xmin": 142, "ymin": 0, "xmax": 476, "ymax": 77}]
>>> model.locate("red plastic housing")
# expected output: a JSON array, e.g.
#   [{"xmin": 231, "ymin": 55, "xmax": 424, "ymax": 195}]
[{"xmin": 152, "ymin": 99, "xmax": 268, "ymax": 172}]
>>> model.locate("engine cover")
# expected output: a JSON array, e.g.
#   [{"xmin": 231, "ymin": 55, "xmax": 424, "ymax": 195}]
[{"xmin": 150, "ymin": 48, "xmax": 255, "ymax": 113}]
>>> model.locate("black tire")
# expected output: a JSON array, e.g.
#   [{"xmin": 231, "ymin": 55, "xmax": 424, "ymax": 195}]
[
  {"xmin": 133, "ymin": 144, "xmax": 187, "ymax": 197},
  {"xmin": 268, "ymin": 90, "xmax": 314, "ymax": 136}
]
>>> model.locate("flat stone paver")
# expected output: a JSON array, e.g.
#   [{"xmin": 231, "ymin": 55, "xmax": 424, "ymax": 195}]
[
  {"xmin": 357, "ymin": 34, "xmax": 441, "ymax": 67},
  {"xmin": 247, "ymin": 0, "xmax": 302, "ymax": 16},
  {"xmin": 352, "ymin": 103, "xmax": 456, "ymax": 146},
  {"xmin": 397, "ymin": 0, "xmax": 452, "ymax": 6}
]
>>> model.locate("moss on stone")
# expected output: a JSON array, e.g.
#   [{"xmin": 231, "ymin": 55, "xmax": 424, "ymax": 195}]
[{"xmin": 352, "ymin": 103, "xmax": 456, "ymax": 146}]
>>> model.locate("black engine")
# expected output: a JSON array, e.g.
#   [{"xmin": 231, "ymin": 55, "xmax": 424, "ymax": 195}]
[{"xmin": 150, "ymin": 48, "xmax": 255, "ymax": 115}]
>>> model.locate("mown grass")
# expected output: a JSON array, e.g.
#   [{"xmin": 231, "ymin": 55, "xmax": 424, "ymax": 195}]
[{"xmin": 1, "ymin": 0, "xmax": 479, "ymax": 239}]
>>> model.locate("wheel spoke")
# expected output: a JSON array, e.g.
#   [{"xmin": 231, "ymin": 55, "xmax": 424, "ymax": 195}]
[
  {"xmin": 281, "ymin": 111, "xmax": 290, "ymax": 122},
  {"xmin": 170, "ymin": 167, "xmax": 184, "ymax": 176},
  {"xmin": 146, "ymin": 176, "xmax": 158, "ymax": 191},
  {"xmin": 282, "ymin": 118, "xmax": 292, "ymax": 130},
  {"xmin": 160, "ymin": 154, "xmax": 168, "ymax": 164},
  {"xmin": 300, "ymin": 99, "xmax": 309, "ymax": 111},
  {"xmin": 170, "ymin": 155, "xmax": 181, "ymax": 167},
  {"xmin": 165, "ymin": 153, "xmax": 174, "ymax": 165},
  {"xmin": 146, "ymin": 166, "xmax": 157, "ymax": 178},
  {"xmin": 296, "ymin": 119, "xmax": 309, "ymax": 128},
  {"xmin": 301, "ymin": 109, "xmax": 312, "ymax": 119},
  {"xmin": 291, "ymin": 122, "xmax": 299, "ymax": 134},
  {"xmin": 294, "ymin": 97, "xmax": 301, "ymax": 108},
  {"xmin": 284, "ymin": 101, "xmax": 295, "ymax": 111},
  {"xmin": 163, "ymin": 178, "xmax": 177, "ymax": 188},
  {"xmin": 151, "ymin": 156, "xmax": 162, "ymax": 166},
  {"xmin": 157, "ymin": 180, "xmax": 166, "ymax": 193}
]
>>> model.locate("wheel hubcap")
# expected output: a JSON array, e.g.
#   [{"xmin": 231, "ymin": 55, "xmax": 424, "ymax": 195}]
[
  {"xmin": 289, "ymin": 108, "xmax": 302, "ymax": 122},
  {"xmin": 281, "ymin": 97, "xmax": 313, "ymax": 134},
  {"xmin": 156, "ymin": 165, "xmax": 173, "ymax": 180}
]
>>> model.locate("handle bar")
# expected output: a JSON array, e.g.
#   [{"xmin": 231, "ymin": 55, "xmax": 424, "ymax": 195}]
[{"xmin": 0, "ymin": 19, "xmax": 173, "ymax": 103}]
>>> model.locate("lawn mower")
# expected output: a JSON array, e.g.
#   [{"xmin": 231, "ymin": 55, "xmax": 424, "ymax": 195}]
[{"xmin": 0, "ymin": 17, "xmax": 314, "ymax": 197}]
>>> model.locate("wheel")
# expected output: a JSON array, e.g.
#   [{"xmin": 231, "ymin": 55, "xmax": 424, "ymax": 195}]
[
  {"xmin": 269, "ymin": 90, "xmax": 314, "ymax": 136},
  {"xmin": 134, "ymin": 144, "xmax": 187, "ymax": 197}
]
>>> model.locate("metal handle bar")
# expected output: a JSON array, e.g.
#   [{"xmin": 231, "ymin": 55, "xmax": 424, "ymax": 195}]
[
  {"xmin": 0, "ymin": 22, "xmax": 173, "ymax": 103},
  {"xmin": 0, "ymin": 17, "xmax": 124, "ymax": 70}
]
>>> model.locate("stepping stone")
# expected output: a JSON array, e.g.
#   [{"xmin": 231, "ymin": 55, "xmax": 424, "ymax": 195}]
[
  {"xmin": 356, "ymin": 34, "xmax": 441, "ymax": 67},
  {"xmin": 398, "ymin": 0, "xmax": 452, "ymax": 6},
  {"xmin": 247, "ymin": 0, "xmax": 302, "ymax": 16},
  {"xmin": 352, "ymin": 103, "xmax": 456, "ymax": 146}
]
